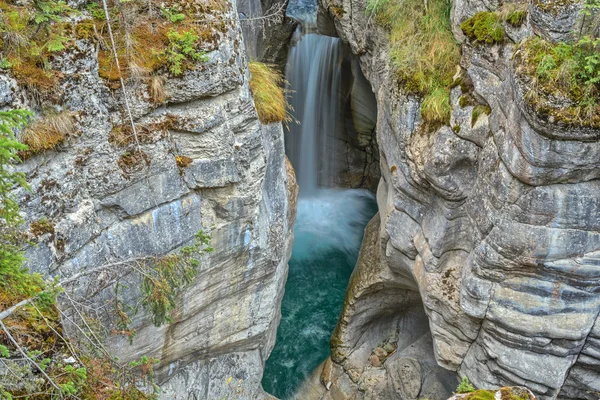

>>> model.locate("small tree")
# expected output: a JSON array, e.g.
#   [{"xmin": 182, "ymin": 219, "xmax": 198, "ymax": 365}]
[{"xmin": 456, "ymin": 376, "xmax": 475, "ymax": 393}]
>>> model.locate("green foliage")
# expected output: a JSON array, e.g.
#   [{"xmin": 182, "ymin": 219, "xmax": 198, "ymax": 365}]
[
  {"xmin": 142, "ymin": 231, "xmax": 213, "ymax": 326},
  {"xmin": 460, "ymin": 12, "xmax": 505, "ymax": 44},
  {"xmin": 506, "ymin": 9, "xmax": 527, "ymax": 26},
  {"xmin": 86, "ymin": 1, "xmax": 106, "ymax": 20},
  {"xmin": 0, "ymin": 110, "xmax": 32, "ymax": 290},
  {"xmin": 33, "ymin": 0, "xmax": 74, "ymax": 25},
  {"xmin": 161, "ymin": 7, "xmax": 186, "ymax": 23},
  {"xmin": 163, "ymin": 29, "xmax": 208, "ymax": 75},
  {"xmin": 456, "ymin": 376, "xmax": 475, "ymax": 393},
  {"xmin": 366, "ymin": 0, "xmax": 459, "ymax": 128},
  {"xmin": 0, "ymin": 0, "xmax": 75, "ymax": 92},
  {"xmin": 516, "ymin": 35, "xmax": 600, "ymax": 125}
]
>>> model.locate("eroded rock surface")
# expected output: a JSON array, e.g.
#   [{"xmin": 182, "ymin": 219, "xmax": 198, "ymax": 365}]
[
  {"xmin": 316, "ymin": 0, "xmax": 600, "ymax": 398},
  {"xmin": 8, "ymin": 0, "xmax": 297, "ymax": 398}
]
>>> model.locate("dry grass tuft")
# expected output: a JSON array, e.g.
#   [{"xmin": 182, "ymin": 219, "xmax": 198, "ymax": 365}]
[
  {"xmin": 150, "ymin": 75, "xmax": 168, "ymax": 103},
  {"xmin": 248, "ymin": 62, "xmax": 290, "ymax": 124},
  {"xmin": 20, "ymin": 111, "xmax": 76, "ymax": 153}
]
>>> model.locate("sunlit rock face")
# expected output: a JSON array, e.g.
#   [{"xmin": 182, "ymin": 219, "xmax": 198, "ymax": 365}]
[
  {"xmin": 315, "ymin": 0, "xmax": 600, "ymax": 398},
  {"xmin": 8, "ymin": 1, "xmax": 296, "ymax": 398}
]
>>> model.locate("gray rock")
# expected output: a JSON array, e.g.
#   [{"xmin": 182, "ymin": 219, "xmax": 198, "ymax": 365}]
[
  {"xmin": 317, "ymin": 0, "xmax": 600, "ymax": 398},
  {"xmin": 8, "ymin": 0, "xmax": 297, "ymax": 398}
]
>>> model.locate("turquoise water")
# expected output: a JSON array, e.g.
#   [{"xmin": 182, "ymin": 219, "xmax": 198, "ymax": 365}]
[{"xmin": 262, "ymin": 189, "xmax": 377, "ymax": 399}]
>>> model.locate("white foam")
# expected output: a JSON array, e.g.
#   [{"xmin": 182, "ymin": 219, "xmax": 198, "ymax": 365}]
[{"xmin": 292, "ymin": 188, "xmax": 376, "ymax": 261}]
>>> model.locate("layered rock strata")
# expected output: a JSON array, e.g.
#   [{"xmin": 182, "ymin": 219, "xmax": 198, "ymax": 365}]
[
  {"xmin": 315, "ymin": 0, "xmax": 600, "ymax": 398},
  {"xmin": 6, "ymin": 0, "xmax": 297, "ymax": 398}
]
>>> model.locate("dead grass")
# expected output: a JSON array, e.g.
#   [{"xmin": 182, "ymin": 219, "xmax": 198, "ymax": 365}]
[
  {"xmin": 150, "ymin": 75, "xmax": 167, "ymax": 103},
  {"xmin": 248, "ymin": 62, "xmax": 290, "ymax": 124},
  {"xmin": 20, "ymin": 111, "xmax": 76, "ymax": 153}
]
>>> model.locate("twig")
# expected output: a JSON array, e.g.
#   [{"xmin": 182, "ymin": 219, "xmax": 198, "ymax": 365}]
[
  {"xmin": 29, "ymin": 301, "xmax": 85, "ymax": 367},
  {"xmin": 101, "ymin": 0, "xmax": 140, "ymax": 149},
  {"xmin": 62, "ymin": 291, "xmax": 112, "ymax": 358},
  {"xmin": 0, "ymin": 298, "xmax": 32, "ymax": 321}
]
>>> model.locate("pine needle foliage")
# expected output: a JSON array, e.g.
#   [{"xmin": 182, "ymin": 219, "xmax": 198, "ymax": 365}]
[
  {"xmin": 0, "ymin": 109, "xmax": 40, "ymax": 303},
  {"xmin": 366, "ymin": 0, "xmax": 460, "ymax": 128},
  {"xmin": 248, "ymin": 62, "xmax": 291, "ymax": 124},
  {"xmin": 141, "ymin": 231, "xmax": 214, "ymax": 326}
]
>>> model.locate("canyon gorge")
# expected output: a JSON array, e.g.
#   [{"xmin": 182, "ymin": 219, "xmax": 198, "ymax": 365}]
[{"xmin": 0, "ymin": 0, "xmax": 599, "ymax": 398}]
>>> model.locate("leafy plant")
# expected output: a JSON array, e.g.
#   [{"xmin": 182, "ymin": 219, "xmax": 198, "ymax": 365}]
[
  {"xmin": 515, "ymin": 35, "xmax": 600, "ymax": 125},
  {"xmin": 456, "ymin": 376, "xmax": 475, "ymax": 393},
  {"xmin": 86, "ymin": 1, "xmax": 106, "ymax": 20},
  {"xmin": 161, "ymin": 7, "xmax": 186, "ymax": 23},
  {"xmin": 163, "ymin": 29, "xmax": 208, "ymax": 76}
]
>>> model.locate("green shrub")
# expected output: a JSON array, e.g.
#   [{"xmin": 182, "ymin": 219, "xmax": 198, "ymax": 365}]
[
  {"xmin": 515, "ymin": 35, "xmax": 600, "ymax": 125},
  {"xmin": 163, "ymin": 29, "xmax": 208, "ymax": 76},
  {"xmin": 456, "ymin": 376, "xmax": 475, "ymax": 393},
  {"xmin": 366, "ymin": 0, "xmax": 460, "ymax": 128},
  {"xmin": 461, "ymin": 12, "xmax": 505, "ymax": 44}
]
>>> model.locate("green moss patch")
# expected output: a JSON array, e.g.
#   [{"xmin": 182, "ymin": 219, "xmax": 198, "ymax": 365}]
[
  {"xmin": 464, "ymin": 390, "xmax": 497, "ymax": 400},
  {"xmin": 461, "ymin": 12, "xmax": 505, "ymax": 44}
]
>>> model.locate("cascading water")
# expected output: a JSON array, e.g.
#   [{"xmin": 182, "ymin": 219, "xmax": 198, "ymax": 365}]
[
  {"xmin": 261, "ymin": 3, "xmax": 378, "ymax": 398},
  {"xmin": 285, "ymin": 30, "xmax": 341, "ymax": 194}
]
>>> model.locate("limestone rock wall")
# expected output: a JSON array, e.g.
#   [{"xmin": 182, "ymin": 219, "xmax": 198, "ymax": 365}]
[
  {"xmin": 6, "ymin": 1, "xmax": 296, "ymax": 398},
  {"xmin": 316, "ymin": 0, "xmax": 600, "ymax": 399}
]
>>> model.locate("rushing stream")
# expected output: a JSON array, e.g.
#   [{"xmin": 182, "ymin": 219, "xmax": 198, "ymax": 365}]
[{"xmin": 261, "ymin": 3, "xmax": 378, "ymax": 398}]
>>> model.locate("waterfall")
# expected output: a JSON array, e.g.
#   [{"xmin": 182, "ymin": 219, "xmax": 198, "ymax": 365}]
[
  {"xmin": 261, "ymin": 2, "xmax": 378, "ymax": 398},
  {"xmin": 284, "ymin": 28, "xmax": 342, "ymax": 195}
]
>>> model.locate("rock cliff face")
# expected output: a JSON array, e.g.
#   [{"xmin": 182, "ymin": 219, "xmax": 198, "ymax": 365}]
[
  {"xmin": 6, "ymin": 0, "xmax": 296, "ymax": 398},
  {"xmin": 315, "ymin": 0, "xmax": 600, "ymax": 399}
]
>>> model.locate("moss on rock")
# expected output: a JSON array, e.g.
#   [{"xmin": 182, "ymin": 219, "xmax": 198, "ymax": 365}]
[{"xmin": 461, "ymin": 12, "xmax": 505, "ymax": 44}]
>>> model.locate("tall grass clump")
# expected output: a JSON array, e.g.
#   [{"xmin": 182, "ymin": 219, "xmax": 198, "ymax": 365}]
[
  {"xmin": 366, "ymin": 0, "xmax": 460, "ymax": 128},
  {"xmin": 248, "ymin": 62, "xmax": 290, "ymax": 125}
]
